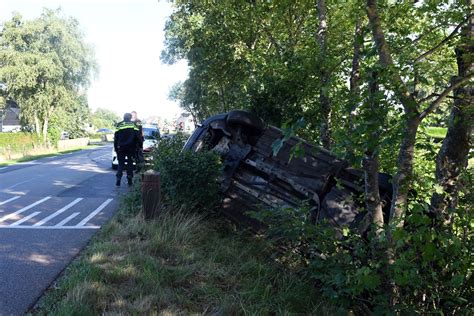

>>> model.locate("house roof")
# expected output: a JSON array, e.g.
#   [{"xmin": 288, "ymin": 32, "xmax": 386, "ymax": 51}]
[{"xmin": 2, "ymin": 100, "xmax": 20, "ymax": 126}]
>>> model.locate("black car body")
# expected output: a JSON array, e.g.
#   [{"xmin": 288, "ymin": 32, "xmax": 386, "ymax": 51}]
[{"xmin": 183, "ymin": 110, "xmax": 392, "ymax": 234}]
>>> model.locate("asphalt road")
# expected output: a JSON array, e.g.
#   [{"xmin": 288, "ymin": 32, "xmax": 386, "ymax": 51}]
[{"xmin": 0, "ymin": 144, "xmax": 129, "ymax": 315}]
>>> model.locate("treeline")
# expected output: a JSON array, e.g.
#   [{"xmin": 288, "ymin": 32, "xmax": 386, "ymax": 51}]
[
  {"xmin": 0, "ymin": 9, "xmax": 99, "ymax": 143},
  {"xmin": 162, "ymin": 0, "xmax": 473, "ymax": 313}
]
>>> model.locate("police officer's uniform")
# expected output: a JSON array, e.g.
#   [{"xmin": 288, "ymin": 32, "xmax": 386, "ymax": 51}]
[
  {"xmin": 114, "ymin": 117, "xmax": 140, "ymax": 186},
  {"xmin": 132, "ymin": 118, "xmax": 145, "ymax": 171}
]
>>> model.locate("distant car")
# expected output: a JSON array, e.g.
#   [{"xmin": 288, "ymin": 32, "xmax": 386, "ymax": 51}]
[
  {"xmin": 112, "ymin": 125, "xmax": 160, "ymax": 170},
  {"xmin": 96, "ymin": 128, "xmax": 114, "ymax": 141},
  {"xmin": 160, "ymin": 134, "xmax": 175, "ymax": 141},
  {"xmin": 60, "ymin": 131, "xmax": 69, "ymax": 140},
  {"xmin": 97, "ymin": 128, "xmax": 113, "ymax": 133}
]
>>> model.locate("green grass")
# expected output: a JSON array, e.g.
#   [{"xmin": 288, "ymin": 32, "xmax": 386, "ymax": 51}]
[
  {"xmin": 31, "ymin": 182, "xmax": 337, "ymax": 315},
  {"xmin": 426, "ymin": 126, "xmax": 447, "ymax": 139},
  {"xmin": 0, "ymin": 145, "xmax": 102, "ymax": 167}
]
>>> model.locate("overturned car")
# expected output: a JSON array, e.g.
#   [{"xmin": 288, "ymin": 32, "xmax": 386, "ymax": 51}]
[{"xmin": 183, "ymin": 110, "xmax": 392, "ymax": 233}]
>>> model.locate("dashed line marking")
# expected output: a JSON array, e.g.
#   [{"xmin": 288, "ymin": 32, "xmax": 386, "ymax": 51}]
[
  {"xmin": 0, "ymin": 197, "xmax": 51, "ymax": 224},
  {"xmin": 77, "ymin": 198, "xmax": 113, "ymax": 226},
  {"xmin": 10, "ymin": 211, "xmax": 41, "ymax": 226},
  {"xmin": 55, "ymin": 212, "xmax": 80, "ymax": 227},
  {"xmin": 0, "ymin": 197, "xmax": 113, "ymax": 229},
  {"xmin": 7, "ymin": 180, "xmax": 32, "ymax": 189},
  {"xmin": 0, "ymin": 225, "xmax": 100, "ymax": 230},
  {"xmin": 0, "ymin": 196, "xmax": 20, "ymax": 205},
  {"xmin": 34, "ymin": 198, "xmax": 83, "ymax": 227}
]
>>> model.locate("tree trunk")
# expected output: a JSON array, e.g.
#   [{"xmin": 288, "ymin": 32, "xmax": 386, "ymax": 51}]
[
  {"xmin": 34, "ymin": 113, "xmax": 41, "ymax": 137},
  {"xmin": 363, "ymin": 71, "xmax": 384, "ymax": 236},
  {"xmin": 42, "ymin": 117, "xmax": 49, "ymax": 144},
  {"xmin": 366, "ymin": 0, "xmax": 420, "ymax": 227},
  {"xmin": 219, "ymin": 85, "xmax": 227, "ymax": 112},
  {"xmin": 346, "ymin": 17, "xmax": 363, "ymax": 162},
  {"xmin": 430, "ymin": 18, "xmax": 473, "ymax": 225},
  {"xmin": 349, "ymin": 17, "xmax": 362, "ymax": 111},
  {"xmin": 390, "ymin": 116, "xmax": 420, "ymax": 226},
  {"xmin": 317, "ymin": 0, "xmax": 331, "ymax": 150}
]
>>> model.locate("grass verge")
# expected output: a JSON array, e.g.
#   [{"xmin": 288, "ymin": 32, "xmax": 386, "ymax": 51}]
[
  {"xmin": 0, "ymin": 144, "xmax": 103, "ymax": 167},
  {"xmin": 31, "ymin": 183, "xmax": 336, "ymax": 315}
]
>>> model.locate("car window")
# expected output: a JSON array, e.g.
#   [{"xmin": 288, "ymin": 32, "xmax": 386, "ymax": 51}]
[{"xmin": 143, "ymin": 127, "xmax": 160, "ymax": 139}]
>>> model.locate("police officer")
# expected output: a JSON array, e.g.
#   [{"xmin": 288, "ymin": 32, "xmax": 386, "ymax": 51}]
[
  {"xmin": 131, "ymin": 110, "xmax": 145, "ymax": 171},
  {"xmin": 114, "ymin": 113, "xmax": 140, "ymax": 186}
]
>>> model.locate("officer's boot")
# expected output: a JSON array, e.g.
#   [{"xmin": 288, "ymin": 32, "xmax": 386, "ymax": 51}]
[
  {"xmin": 116, "ymin": 176, "xmax": 121, "ymax": 186},
  {"xmin": 127, "ymin": 176, "xmax": 133, "ymax": 186}
]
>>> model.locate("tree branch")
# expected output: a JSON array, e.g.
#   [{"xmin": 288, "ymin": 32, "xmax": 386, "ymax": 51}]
[
  {"xmin": 414, "ymin": 14, "xmax": 472, "ymax": 64},
  {"xmin": 366, "ymin": 0, "xmax": 419, "ymax": 115},
  {"xmin": 419, "ymin": 73, "xmax": 474, "ymax": 120},
  {"xmin": 418, "ymin": 93, "xmax": 464, "ymax": 104},
  {"xmin": 262, "ymin": 24, "xmax": 283, "ymax": 54}
]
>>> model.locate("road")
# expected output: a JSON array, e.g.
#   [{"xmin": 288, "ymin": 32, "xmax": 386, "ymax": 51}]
[{"xmin": 0, "ymin": 144, "xmax": 128, "ymax": 315}]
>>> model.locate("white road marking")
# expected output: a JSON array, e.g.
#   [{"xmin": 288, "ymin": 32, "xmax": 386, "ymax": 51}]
[
  {"xmin": 0, "ymin": 167, "xmax": 7, "ymax": 170},
  {"xmin": 10, "ymin": 211, "xmax": 41, "ymax": 226},
  {"xmin": 77, "ymin": 198, "xmax": 113, "ymax": 226},
  {"xmin": 55, "ymin": 212, "xmax": 80, "ymax": 227},
  {"xmin": 34, "ymin": 198, "xmax": 83, "ymax": 226},
  {"xmin": 6, "ymin": 180, "xmax": 32, "ymax": 190},
  {"xmin": 0, "ymin": 197, "xmax": 51, "ymax": 224},
  {"xmin": 94, "ymin": 153, "xmax": 110, "ymax": 160},
  {"xmin": 0, "ymin": 225, "xmax": 100, "ymax": 229},
  {"xmin": 0, "ymin": 196, "xmax": 20, "ymax": 205}
]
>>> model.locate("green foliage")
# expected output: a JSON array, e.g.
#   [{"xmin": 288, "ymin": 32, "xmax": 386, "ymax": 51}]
[
  {"xmin": 162, "ymin": 2, "xmax": 472, "ymax": 313},
  {"xmin": 0, "ymin": 132, "xmax": 43, "ymax": 158},
  {"xmin": 0, "ymin": 9, "xmax": 96, "ymax": 141},
  {"xmin": 0, "ymin": 132, "xmax": 41, "ymax": 149},
  {"xmin": 90, "ymin": 108, "xmax": 120, "ymax": 130},
  {"xmin": 251, "ymin": 202, "xmax": 473, "ymax": 314},
  {"xmin": 151, "ymin": 133, "xmax": 222, "ymax": 212},
  {"xmin": 425, "ymin": 126, "xmax": 448, "ymax": 139}
]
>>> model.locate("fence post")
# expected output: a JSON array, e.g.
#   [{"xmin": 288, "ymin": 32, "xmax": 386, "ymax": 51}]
[{"xmin": 142, "ymin": 170, "xmax": 161, "ymax": 220}]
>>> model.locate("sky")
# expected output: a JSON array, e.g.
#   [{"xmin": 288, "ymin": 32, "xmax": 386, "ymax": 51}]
[{"xmin": 0, "ymin": 0, "xmax": 189, "ymax": 120}]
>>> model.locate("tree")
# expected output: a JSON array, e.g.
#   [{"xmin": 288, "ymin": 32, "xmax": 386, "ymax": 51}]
[
  {"xmin": 90, "ymin": 108, "xmax": 120, "ymax": 129},
  {"xmin": 366, "ymin": 0, "xmax": 472, "ymax": 227},
  {"xmin": 316, "ymin": 0, "xmax": 331, "ymax": 149},
  {"xmin": 0, "ymin": 9, "xmax": 96, "ymax": 142},
  {"xmin": 430, "ymin": 10, "xmax": 473, "ymax": 226}
]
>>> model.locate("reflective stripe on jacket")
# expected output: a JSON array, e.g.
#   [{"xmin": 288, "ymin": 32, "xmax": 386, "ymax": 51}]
[{"xmin": 114, "ymin": 121, "xmax": 140, "ymax": 152}]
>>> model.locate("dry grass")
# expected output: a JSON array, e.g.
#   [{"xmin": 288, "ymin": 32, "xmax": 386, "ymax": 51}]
[{"xmin": 31, "ymin": 185, "xmax": 338, "ymax": 315}]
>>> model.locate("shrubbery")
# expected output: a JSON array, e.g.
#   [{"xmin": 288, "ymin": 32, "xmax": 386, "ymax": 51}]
[
  {"xmin": 151, "ymin": 133, "xmax": 222, "ymax": 212},
  {"xmin": 148, "ymin": 132, "xmax": 472, "ymax": 314},
  {"xmin": 0, "ymin": 132, "xmax": 43, "ymax": 158},
  {"xmin": 250, "ymin": 172, "xmax": 474, "ymax": 314}
]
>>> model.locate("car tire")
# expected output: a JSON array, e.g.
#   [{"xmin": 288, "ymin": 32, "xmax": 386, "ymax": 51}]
[{"xmin": 226, "ymin": 110, "xmax": 265, "ymax": 135}]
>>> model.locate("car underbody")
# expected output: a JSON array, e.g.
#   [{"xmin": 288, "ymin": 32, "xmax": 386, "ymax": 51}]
[{"xmin": 183, "ymin": 110, "xmax": 392, "ymax": 235}]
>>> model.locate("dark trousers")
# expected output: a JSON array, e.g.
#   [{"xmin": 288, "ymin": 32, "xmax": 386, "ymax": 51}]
[
  {"xmin": 135, "ymin": 148, "xmax": 145, "ymax": 171},
  {"xmin": 116, "ymin": 149, "xmax": 135, "ymax": 180}
]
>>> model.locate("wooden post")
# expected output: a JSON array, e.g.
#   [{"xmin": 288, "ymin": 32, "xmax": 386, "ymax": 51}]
[{"xmin": 142, "ymin": 170, "xmax": 161, "ymax": 220}]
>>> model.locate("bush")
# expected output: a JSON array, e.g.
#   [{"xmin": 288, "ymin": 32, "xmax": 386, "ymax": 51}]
[
  {"xmin": 251, "ymin": 198, "xmax": 474, "ymax": 314},
  {"xmin": 151, "ymin": 133, "xmax": 222, "ymax": 212},
  {"xmin": 0, "ymin": 132, "xmax": 43, "ymax": 157}
]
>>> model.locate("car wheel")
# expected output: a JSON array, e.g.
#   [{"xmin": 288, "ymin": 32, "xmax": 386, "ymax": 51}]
[{"xmin": 226, "ymin": 110, "xmax": 265, "ymax": 135}]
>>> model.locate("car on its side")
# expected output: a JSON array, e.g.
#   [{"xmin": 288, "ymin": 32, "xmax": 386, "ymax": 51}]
[
  {"xmin": 112, "ymin": 125, "xmax": 160, "ymax": 170},
  {"xmin": 183, "ymin": 110, "xmax": 393, "ymax": 234}
]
